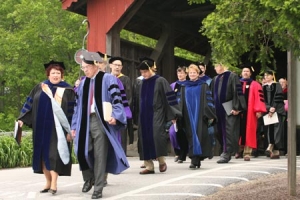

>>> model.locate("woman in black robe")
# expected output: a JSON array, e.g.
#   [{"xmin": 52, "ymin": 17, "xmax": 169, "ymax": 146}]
[
  {"xmin": 17, "ymin": 61, "xmax": 75, "ymax": 194},
  {"xmin": 263, "ymin": 70, "xmax": 286, "ymax": 158},
  {"xmin": 180, "ymin": 64, "xmax": 217, "ymax": 169}
]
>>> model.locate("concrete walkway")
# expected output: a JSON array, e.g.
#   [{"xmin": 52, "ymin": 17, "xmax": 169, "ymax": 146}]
[{"xmin": 0, "ymin": 156, "xmax": 298, "ymax": 200}]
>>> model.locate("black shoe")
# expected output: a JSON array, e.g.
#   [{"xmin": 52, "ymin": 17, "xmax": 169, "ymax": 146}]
[
  {"xmin": 91, "ymin": 191, "xmax": 102, "ymax": 199},
  {"xmin": 217, "ymin": 157, "xmax": 230, "ymax": 163},
  {"xmin": 48, "ymin": 189, "xmax": 57, "ymax": 195},
  {"xmin": 189, "ymin": 164, "xmax": 196, "ymax": 169},
  {"xmin": 217, "ymin": 152, "xmax": 231, "ymax": 164},
  {"xmin": 40, "ymin": 188, "xmax": 50, "ymax": 193},
  {"xmin": 189, "ymin": 161, "xmax": 201, "ymax": 169},
  {"xmin": 82, "ymin": 179, "xmax": 94, "ymax": 193}
]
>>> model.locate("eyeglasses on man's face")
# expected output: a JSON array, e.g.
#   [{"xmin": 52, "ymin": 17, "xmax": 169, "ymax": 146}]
[
  {"xmin": 112, "ymin": 63, "xmax": 122, "ymax": 67},
  {"xmin": 81, "ymin": 64, "xmax": 93, "ymax": 70}
]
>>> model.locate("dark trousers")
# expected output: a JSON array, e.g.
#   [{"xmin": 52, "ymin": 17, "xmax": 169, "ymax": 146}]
[{"xmin": 121, "ymin": 118, "xmax": 134, "ymax": 155}]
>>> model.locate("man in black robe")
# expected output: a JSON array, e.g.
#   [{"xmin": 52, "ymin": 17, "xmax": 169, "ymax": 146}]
[
  {"xmin": 211, "ymin": 63, "xmax": 246, "ymax": 163},
  {"xmin": 137, "ymin": 57, "xmax": 181, "ymax": 174}
]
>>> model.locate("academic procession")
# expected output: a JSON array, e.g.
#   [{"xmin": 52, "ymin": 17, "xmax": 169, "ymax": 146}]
[{"xmin": 1, "ymin": 0, "xmax": 299, "ymax": 199}]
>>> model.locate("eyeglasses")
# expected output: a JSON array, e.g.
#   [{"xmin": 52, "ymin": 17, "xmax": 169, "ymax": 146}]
[
  {"xmin": 81, "ymin": 64, "xmax": 93, "ymax": 70},
  {"xmin": 112, "ymin": 63, "xmax": 122, "ymax": 67}
]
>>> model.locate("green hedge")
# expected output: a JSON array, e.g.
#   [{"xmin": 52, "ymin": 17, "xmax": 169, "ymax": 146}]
[{"xmin": 0, "ymin": 134, "xmax": 78, "ymax": 169}]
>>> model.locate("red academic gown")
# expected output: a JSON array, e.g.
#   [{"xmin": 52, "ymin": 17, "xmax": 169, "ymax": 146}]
[{"xmin": 240, "ymin": 79, "xmax": 267, "ymax": 148}]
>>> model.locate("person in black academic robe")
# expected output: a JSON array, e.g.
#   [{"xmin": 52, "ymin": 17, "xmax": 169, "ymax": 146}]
[
  {"xmin": 18, "ymin": 61, "xmax": 75, "ymax": 194},
  {"xmin": 210, "ymin": 63, "xmax": 246, "ymax": 163},
  {"xmin": 263, "ymin": 70, "xmax": 286, "ymax": 159},
  {"xmin": 137, "ymin": 57, "xmax": 181, "ymax": 175},
  {"xmin": 109, "ymin": 56, "xmax": 134, "ymax": 153},
  {"xmin": 180, "ymin": 64, "xmax": 217, "ymax": 169},
  {"xmin": 169, "ymin": 65, "xmax": 188, "ymax": 163}
]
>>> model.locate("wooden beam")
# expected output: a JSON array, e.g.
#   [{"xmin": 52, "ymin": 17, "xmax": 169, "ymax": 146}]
[
  {"xmin": 107, "ymin": 0, "xmax": 146, "ymax": 58},
  {"xmin": 114, "ymin": 0, "xmax": 147, "ymax": 32},
  {"xmin": 151, "ymin": 23, "xmax": 175, "ymax": 82}
]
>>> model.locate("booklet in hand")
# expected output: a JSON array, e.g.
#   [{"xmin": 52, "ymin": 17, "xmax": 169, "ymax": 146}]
[
  {"xmin": 222, "ymin": 100, "xmax": 233, "ymax": 116},
  {"xmin": 14, "ymin": 121, "xmax": 22, "ymax": 146},
  {"xmin": 263, "ymin": 112, "xmax": 279, "ymax": 125},
  {"xmin": 103, "ymin": 102, "xmax": 112, "ymax": 121}
]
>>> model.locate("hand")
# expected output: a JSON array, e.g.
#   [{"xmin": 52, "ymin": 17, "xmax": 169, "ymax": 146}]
[
  {"xmin": 66, "ymin": 134, "xmax": 72, "ymax": 142},
  {"xmin": 71, "ymin": 130, "xmax": 76, "ymax": 138},
  {"xmin": 230, "ymin": 110, "xmax": 240, "ymax": 115},
  {"xmin": 208, "ymin": 119, "xmax": 214, "ymax": 126},
  {"xmin": 18, "ymin": 120, "xmax": 23, "ymax": 127},
  {"xmin": 171, "ymin": 119, "xmax": 177, "ymax": 124},
  {"xmin": 256, "ymin": 112, "xmax": 262, "ymax": 118},
  {"xmin": 108, "ymin": 117, "xmax": 116, "ymax": 125}
]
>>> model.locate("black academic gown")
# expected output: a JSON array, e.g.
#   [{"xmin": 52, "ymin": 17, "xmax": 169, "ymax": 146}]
[
  {"xmin": 18, "ymin": 80, "xmax": 75, "ymax": 175},
  {"xmin": 138, "ymin": 75, "xmax": 181, "ymax": 160},
  {"xmin": 263, "ymin": 82, "xmax": 286, "ymax": 149},
  {"xmin": 211, "ymin": 71, "xmax": 246, "ymax": 154},
  {"xmin": 180, "ymin": 79, "xmax": 217, "ymax": 164},
  {"xmin": 132, "ymin": 77, "xmax": 143, "ymax": 126}
]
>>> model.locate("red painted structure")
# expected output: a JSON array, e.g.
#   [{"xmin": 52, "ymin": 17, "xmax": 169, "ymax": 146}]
[{"xmin": 62, "ymin": 0, "xmax": 134, "ymax": 52}]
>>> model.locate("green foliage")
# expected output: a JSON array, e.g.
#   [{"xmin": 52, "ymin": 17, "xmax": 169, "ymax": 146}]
[
  {"xmin": 188, "ymin": 0, "xmax": 300, "ymax": 68},
  {"xmin": 71, "ymin": 146, "xmax": 78, "ymax": 164},
  {"xmin": 0, "ymin": 133, "xmax": 78, "ymax": 169},
  {"xmin": 0, "ymin": 134, "xmax": 33, "ymax": 168},
  {"xmin": 0, "ymin": 112, "xmax": 17, "ymax": 132},
  {"xmin": 0, "ymin": 0, "xmax": 85, "ymax": 119}
]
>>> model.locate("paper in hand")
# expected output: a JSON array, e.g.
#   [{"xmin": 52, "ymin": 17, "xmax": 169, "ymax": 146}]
[
  {"xmin": 173, "ymin": 123, "xmax": 178, "ymax": 132},
  {"xmin": 222, "ymin": 100, "xmax": 233, "ymax": 116},
  {"xmin": 14, "ymin": 121, "xmax": 22, "ymax": 146},
  {"xmin": 263, "ymin": 112, "xmax": 279, "ymax": 125},
  {"xmin": 103, "ymin": 102, "xmax": 112, "ymax": 121}
]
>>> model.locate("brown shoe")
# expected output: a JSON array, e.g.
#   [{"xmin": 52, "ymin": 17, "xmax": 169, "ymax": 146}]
[
  {"xmin": 139, "ymin": 169, "xmax": 155, "ymax": 175},
  {"xmin": 159, "ymin": 163, "xmax": 167, "ymax": 172},
  {"xmin": 244, "ymin": 155, "xmax": 250, "ymax": 161},
  {"xmin": 270, "ymin": 150, "xmax": 280, "ymax": 159},
  {"xmin": 235, "ymin": 153, "xmax": 241, "ymax": 159}
]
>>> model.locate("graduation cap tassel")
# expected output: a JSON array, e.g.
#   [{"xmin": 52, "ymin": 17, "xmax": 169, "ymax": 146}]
[{"xmin": 273, "ymin": 71, "xmax": 276, "ymax": 82}]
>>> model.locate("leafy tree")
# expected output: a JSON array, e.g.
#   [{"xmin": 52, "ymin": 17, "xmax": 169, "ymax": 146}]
[
  {"xmin": 0, "ymin": 0, "xmax": 85, "ymax": 130},
  {"xmin": 188, "ymin": 0, "xmax": 300, "ymax": 67}
]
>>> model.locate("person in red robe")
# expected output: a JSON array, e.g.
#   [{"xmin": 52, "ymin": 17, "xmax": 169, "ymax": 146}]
[{"xmin": 237, "ymin": 65, "xmax": 267, "ymax": 161}]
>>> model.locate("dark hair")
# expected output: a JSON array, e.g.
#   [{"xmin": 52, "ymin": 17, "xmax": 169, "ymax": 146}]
[
  {"xmin": 177, "ymin": 66, "xmax": 187, "ymax": 73},
  {"xmin": 264, "ymin": 70, "xmax": 274, "ymax": 76},
  {"xmin": 197, "ymin": 62, "xmax": 206, "ymax": 67},
  {"xmin": 46, "ymin": 65, "xmax": 64, "ymax": 78}
]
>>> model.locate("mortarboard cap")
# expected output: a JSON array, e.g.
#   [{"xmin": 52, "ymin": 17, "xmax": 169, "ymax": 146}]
[
  {"xmin": 136, "ymin": 57, "xmax": 155, "ymax": 70},
  {"xmin": 82, "ymin": 51, "xmax": 103, "ymax": 64},
  {"xmin": 97, "ymin": 51, "xmax": 111, "ymax": 61},
  {"xmin": 44, "ymin": 60, "xmax": 65, "ymax": 70},
  {"xmin": 241, "ymin": 63, "xmax": 255, "ymax": 73},
  {"xmin": 109, "ymin": 56, "xmax": 124, "ymax": 64}
]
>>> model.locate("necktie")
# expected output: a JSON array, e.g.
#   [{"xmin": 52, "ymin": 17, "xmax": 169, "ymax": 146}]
[{"xmin": 90, "ymin": 79, "xmax": 94, "ymax": 113}]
